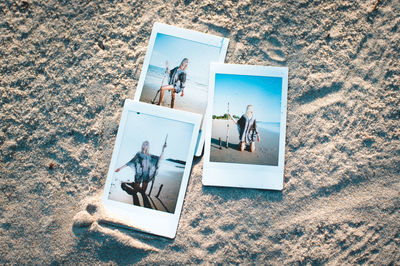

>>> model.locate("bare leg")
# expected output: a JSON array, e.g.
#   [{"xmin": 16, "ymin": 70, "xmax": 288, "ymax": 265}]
[
  {"xmin": 171, "ymin": 90, "xmax": 176, "ymax": 108},
  {"xmin": 250, "ymin": 142, "xmax": 255, "ymax": 152},
  {"xmin": 158, "ymin": 85, "xmax": 174, "ymax": 106},
  {"xmin": 240, "ymin": 141, "xmax": 245, "ymax": 152},
  {"xmin": 158, "ymin": 88, "xmax": 165, "ymax": 106}
]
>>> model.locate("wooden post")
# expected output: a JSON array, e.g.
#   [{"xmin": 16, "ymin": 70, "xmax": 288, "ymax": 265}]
[
  {"xmin": 152, "ymin": 61, "xmax": 168, "ymax": 104},
  {"xmin": 219, "ymin": 137, "xmax": 222, "ymax": 149},
  {"xmin": 170, "ymin": 91, "xmax": 175, "ymax": 108},
  {"xmin": 226, "ymin": 102, "xmax": 229, "ymax": 148},
  {"xmin": 156, "ymin": 184, "xmax": 163, "ymax": 198},
  {"xmin": 148, "ymin": 134, "xmax": 168, "ymax": 196}
]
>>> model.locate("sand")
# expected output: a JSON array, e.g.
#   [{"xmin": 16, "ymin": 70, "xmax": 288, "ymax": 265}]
[
  {"xmin": 210, "ymin": 119, "xmax": 279, "ymax": 165},
  {"xmin": 1, "ymin": 0, "xmax": 400, "ymax": 264}
]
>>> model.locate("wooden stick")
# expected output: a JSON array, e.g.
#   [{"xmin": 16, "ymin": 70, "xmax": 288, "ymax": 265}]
[
  {"xmin": 148, "ymin": 134, "xmax": 168, "ymax": 196},
  {"xmin": 156, "ymin": 184, "xmax": 163, "ymax": 198},
  {"xmin": 152, "ymin": 61, "xmax": 169, "ymax": 104},
  {"xmin": 226, "ymin": 102, "xmax": 229, "ymax": 148}
]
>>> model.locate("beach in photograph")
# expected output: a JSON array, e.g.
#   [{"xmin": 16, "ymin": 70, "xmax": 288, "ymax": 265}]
[
  {"xmin": 108, "ymin": 159, "xmax": 184, "ymax": 213},
  {"xmin": 140, "ymin": 65, "xmax": 208, "ymax": 115},
  {"xmin": 210, "ymin": 119, "xmax": 279, "ymax": 165}
]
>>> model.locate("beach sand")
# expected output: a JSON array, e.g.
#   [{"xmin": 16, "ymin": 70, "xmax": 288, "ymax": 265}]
[
  {"xmin": 1, "ymin": 0, "xmax": 400, "ymax": 265},
  {"xmin": 210, "ymin": 120, "xmax": 279, "ymax": 165}
]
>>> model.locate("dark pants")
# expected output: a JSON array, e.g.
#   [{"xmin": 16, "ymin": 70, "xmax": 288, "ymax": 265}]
[
  {"xmin": 121, "ymin": 181, "xmax": 148, "ymax": 194},
  {"xmin": 121, "ymin": 182, "xmax": 151, "ymax": 207}
]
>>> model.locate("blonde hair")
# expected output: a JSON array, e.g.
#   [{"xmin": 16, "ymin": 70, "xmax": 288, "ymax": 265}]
[
  {"xmin": 179, "ymin": 58, "xmax": 188, "ymax": 70},
  {"xmin": 245, "ymin": 105, "xmax": 253, "ymax": 119},
  {"xmin": 141, "ymin": 141, "xmax": 149, "ymax": 154}
]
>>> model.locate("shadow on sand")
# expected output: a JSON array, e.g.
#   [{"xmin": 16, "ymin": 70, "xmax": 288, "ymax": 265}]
[{"xmin": 211, "ymin": 137, "xmax": 239, "ymax": 150}]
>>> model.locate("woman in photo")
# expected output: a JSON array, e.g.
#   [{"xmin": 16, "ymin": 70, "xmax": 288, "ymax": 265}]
[
  {"xmin": 229, "ymin": 105, "xmax": 260, "ymax": 152},
  {"xmin": 157, "ymin": 58, "xmax": 188, "ymax": 108},
  {"xmin": 115, "ymin": 140, "xmax": 167, "ymax": 195}
]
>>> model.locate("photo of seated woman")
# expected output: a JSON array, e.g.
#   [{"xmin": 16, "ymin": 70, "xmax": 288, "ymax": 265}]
[{"xmin": 138, "ymin": 32, "xmax": 225, "ymax": 115}]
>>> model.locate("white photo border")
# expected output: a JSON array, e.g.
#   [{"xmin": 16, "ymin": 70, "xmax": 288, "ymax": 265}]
[
  {"xmin": 203, "ymin": 63, "xmax": 289, "ymax": 190},
  {"xmin": 102, "ymin": 99, "xmax": 201, "ymax": 239},
  {"xmin": 133, "ymin": 22, "xmax": 230, "ymax": 156}
]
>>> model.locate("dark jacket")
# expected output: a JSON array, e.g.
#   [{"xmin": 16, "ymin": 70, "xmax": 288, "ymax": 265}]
[
  {"xmin": 237, "ymin": 115, "xmax": 258, "ymax": 144},
  {"xmin": 168, "ymin": 67, "xmax": 187, "ymax": 93},
  {"xmin": 127, "ymin": 152, "xmax": 160, "ymax": 183}
]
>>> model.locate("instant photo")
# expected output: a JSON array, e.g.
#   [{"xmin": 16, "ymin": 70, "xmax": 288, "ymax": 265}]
[
  {"xmin": 203, "ymin": 64, "xmax": 288, "ymax": 190},
  {"xmin": 134, "ymin": 22, "xmax": 229, "ymax": 156},
  {"xmin": 102, "ymin": 100, "xmax": 201, "ymax": 238}
]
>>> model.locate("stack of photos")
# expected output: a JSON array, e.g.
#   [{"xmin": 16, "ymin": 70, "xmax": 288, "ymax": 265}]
[
  {"xmin": 203, "ymin": 63, "xmax": 288, "ymax": 190},
  {"xmin": 102, "ymin": 23, "xmax": 289, "ymax": 239},
  {"xmin": 134, "ymin": 22, "xmax": 229, "ymax": 156},
  {"xmin": 102, "ymin": 23, "xmax": 229, "ymax": 239}
]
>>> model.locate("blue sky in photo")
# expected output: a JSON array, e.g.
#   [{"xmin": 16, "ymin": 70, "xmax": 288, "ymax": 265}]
[
  {"xmin": 116, "ymin": 111, "xmax": 194, "ymax": 163},
  {"xmin": 149, "ymin": 33, "xmax": 222, "ymax": 83},
  {"xmin": 213, "ymin": 74, "xmax": 283, "ymax": 122}
]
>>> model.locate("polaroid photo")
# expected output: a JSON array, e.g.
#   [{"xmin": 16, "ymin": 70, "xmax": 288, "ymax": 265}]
[
  {"xmin": 102, "ymin": 99, "xmax": 201, "ymax": 238},
  {"xmin": 203, "ymin": 63, "xmax": 288, "ymax": 190},
  {"xmin": 133, "ymin": 22, "xmax": 229, "ymax": 156}
]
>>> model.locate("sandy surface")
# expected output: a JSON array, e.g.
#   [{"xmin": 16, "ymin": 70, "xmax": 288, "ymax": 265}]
[
  {"xmin": 1, "ymin": 0, "xmax": 400, "ymax": 264},
  {"xmin": 210, "ymin": 119, "xmax": 279, "ymax": 165}
]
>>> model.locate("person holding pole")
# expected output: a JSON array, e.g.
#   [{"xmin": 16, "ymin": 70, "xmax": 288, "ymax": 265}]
[
  {"xmin": 226, "ymin": 102, "xmax": 230, "ymax": 148},
  {"xmin": 115, "ymin": 138, "xmax": 167, "ymax": 195}
]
